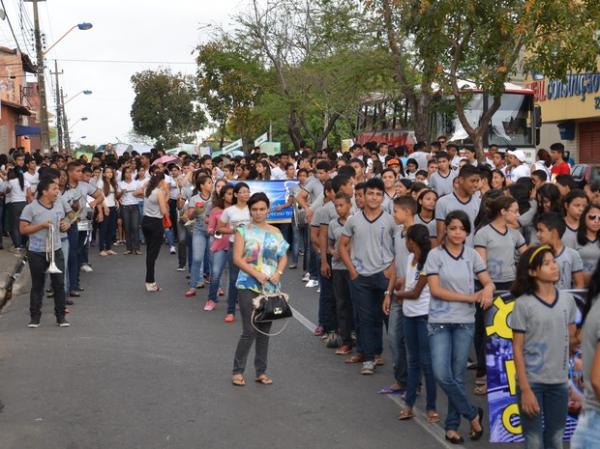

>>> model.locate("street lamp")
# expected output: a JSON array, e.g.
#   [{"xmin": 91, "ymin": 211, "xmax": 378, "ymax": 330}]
[
  {"xmin": 64, "ymin": 89, "xmax": 93, "ymax": 105},
  {"xmin": 43, "ymin": 22, "xmax": 93, "ymax": 56},
  {"xmin": 69, "ymin": 116, "xmax": 88, "ymax": 133}
]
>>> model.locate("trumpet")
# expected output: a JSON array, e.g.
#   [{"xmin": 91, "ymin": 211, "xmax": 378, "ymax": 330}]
[{"xmin": 46, "ymin": 223, "xmax": 62, "ymax": 274}]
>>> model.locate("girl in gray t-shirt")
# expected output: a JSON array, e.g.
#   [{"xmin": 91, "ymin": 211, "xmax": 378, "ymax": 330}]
[
  {"xmin": 510, "ymin": 245, "xmax": 578, "ymax": 449},
  {"xmin": 575, "ymin": 204, "xmax": 600, "ymax": 285}
]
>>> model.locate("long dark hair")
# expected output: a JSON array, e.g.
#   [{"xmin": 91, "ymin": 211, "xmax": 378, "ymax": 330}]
[
  {"xmin": 474, "ymin": 189, "xmax": 504, "ymax": 231},
  {"xmin": 583, "ymin": 259, "xmax": 600, "ymax": 322},
  {"xmin": 511, "ymin": 245, "xmax": 555, "ymax": 297},
  {"xmin": 406, "ymin": 224, "xmax": 431, "ymax": 271},
  {"xmin": 416, "ymin": 189, "xmax": 437, "ymax": 214},
  {"xmin": 145, "ymin": 173, "xmax": 165, "ymax": 198},
  {"xmin": 577, "ymin": 203, "xmax": 600, "ymax": 246},
  {"xmin": 101, "ymin": 166, "xmax": 118, "ymax": 196},
  {"xmin": 7, "ymin": 167, "xmax": 25, "ymax": 190},
  {"xmin": 215, "ymin": 184, "xmax": 234, "ymax": 210},
  {"xmin": 535, "ymin": 183, "xmax": 562, "ymax": 222}
]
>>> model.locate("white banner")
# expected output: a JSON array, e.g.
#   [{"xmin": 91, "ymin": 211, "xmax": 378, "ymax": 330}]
[
  {"xmin": 254, "ymin": 132, "xmax": 268, "ymax": 147},
  {"xmin": 222, "ymin": 138, "xmax": 243, "ymax": 154}
]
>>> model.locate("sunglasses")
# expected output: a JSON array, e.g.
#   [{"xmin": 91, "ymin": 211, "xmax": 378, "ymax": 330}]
[{"xmin": 588, "ymin": 214, "xmax": 600, "ymax": 221}]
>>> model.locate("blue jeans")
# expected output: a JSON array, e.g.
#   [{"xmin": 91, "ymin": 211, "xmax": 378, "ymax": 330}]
[
  {"xmin": 208, "ymin": 250, "xmax": 228, "ymax": 302},
  {"xmin": 226, "ymin": 242, "xmax": 240, "ymax": 315},
  {"xmin": 99, "ymin": 206, "xmax": 117, "ymax": 251},
  {"xmin": 517, "ymin": 382, "xmax": 568, "ymax": 449},
  {"xmin": 349, "ymin": 271, "xmax": 388, "ymax": 362},
  {"xmin": 318, "ymin": 255, "xmax": 336, "ymax": 332},
  {"xmin": 67, "ymin": 224, "xmax": 80, "ymax": 291},
  {"xmin": 429, "ymin": 322, "xmax": 478, "ymax": 431},
  {"xmin": 290, "ymin": 220, "xmax": 302, "ymax": 265},
  {"xmin": 388, "ymin": 300, "xmax": 407, "ymax": 385},
  {"xmin": 165, "ymin": 227, "xmax": 175, "ymax": 247},
  {"xmin": 189, "ymin": 229, "xmax": 209, "ymax": 288},
  {"xmin": 404, "ymin": 315, "xmax": 436, "ymax": 410},
  {"xmin": 137, "ymin": 203, "xmax": 145, "ymax": 244},
  {"xmin": 572, "ymin": 409, "xmax": 600, "ymax": 449}
]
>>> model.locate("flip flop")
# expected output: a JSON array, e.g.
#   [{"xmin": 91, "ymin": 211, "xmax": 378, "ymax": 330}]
[
  {"xmin": 231, "ymin": 375, "xmax": 245, "ymax": 387},
  {"xmin": 398, "ymin": 409, "xmax": 414, "ymax": 420},
  {"xmin": 377, "ymin": 385, "xmax": 405, "ymax": 395},
  {"xmin": 255, "ymin": 374, "xmax": 273, "ymax": 385},
  {"xmin": 426, "ymin": 411, "xmax": 441, "ymax": 423}
]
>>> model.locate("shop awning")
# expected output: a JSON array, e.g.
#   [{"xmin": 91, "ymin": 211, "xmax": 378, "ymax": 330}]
[{"xmin": 15, "ymin": 124, "xmax": 41, "ymax": 136}]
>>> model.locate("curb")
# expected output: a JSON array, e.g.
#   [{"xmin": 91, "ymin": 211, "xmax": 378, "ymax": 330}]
[{"xmin": 0, "ymin": 253, "xmax": 27, "ymax": 312}]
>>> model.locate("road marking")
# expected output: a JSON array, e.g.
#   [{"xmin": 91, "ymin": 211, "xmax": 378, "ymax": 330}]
[{"xmin": 290, "ymin": 305, "xmax": 464, "ymax": 449}]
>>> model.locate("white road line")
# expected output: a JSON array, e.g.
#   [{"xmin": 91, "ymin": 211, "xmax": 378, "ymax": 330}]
[{"xmin": 291, "ymin": 305, "xmax": 463, "ymax": 449}]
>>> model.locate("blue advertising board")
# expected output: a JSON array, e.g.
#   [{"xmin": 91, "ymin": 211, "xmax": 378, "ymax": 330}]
[
  {"xmin": 485, "ymin": 290, "xmax": 586, "ymax": 443},
  {"xmin": 231, "ymin": 180, "xmax": 299, "ymax": 224}
]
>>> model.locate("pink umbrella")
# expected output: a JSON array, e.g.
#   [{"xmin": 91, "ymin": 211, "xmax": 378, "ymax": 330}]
[{"xmin": 151, "ymin": 155, "xmax": 178, "ymax": 166}]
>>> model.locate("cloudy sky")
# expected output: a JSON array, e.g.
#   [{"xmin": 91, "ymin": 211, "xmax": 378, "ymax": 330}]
[{"xmin": 1, "ymin": 0, "xmax": 244, "ymax": 147}]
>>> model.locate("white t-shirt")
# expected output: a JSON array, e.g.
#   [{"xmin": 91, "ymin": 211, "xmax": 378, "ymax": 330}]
[
  {"xmin": 6, "ymin": 178, "xmax": 30, "ymax": 203},
  {"xmin": 219, "ymin": 205, "xmax": 251, "ymax": 242},
  {"xmin": 271, "ymin": 166, "xmax": 286, "ymax": 180},
  {"xmin": 507, "ymin": 163, "xmax": 530, "ymax": 182},
  {"xmin": 24, "ymin": 171, "xmax": 39, "ymax": 193},
  {"xmin": 402, "ymin": 253, "xmax": 431, "ymax": 317},
  {"xmin": 411, "ymin": 151, "xmax": 430, "ymax": 171},
  {"xmin": 96, "ymin": 179, "xmax": 116, "ymax": 207},
  {"xmin": 118, "ymin": 180, "xmax": 140, "ymax": 206}
]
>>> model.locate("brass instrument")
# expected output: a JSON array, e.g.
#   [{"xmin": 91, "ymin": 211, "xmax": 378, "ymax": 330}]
[{"xmin": 46, "ymin": 223, "xmax": 62, "ymax": 274}]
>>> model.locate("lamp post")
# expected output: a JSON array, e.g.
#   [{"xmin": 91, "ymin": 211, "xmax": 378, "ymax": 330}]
[
  {"xmin": 64, "ymin": 89, "xmax": 92, "ymax": 105},
  {"xmin": 62, "ymin": 90, "xmax": 91, "ymax": 153},
  {"xmin": 69, "ymin": 116, "xmax": 88, "ymax": 133},
  {"xmin": 25, "ymin": 0, "xmax": 92, "ymax": 150}
]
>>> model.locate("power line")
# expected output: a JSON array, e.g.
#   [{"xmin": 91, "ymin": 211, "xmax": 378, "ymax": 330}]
[
  {"xmin": 0, "ymin": 0, "xmax": 23, "ymax": 52},
  {"xmin": 56, "ymin": 58, "xmax": 196, "ymax": 65}
]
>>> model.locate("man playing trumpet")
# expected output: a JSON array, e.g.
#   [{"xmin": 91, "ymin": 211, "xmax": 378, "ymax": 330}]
[{"xmin": 19, "ymin": 177, "xmax": 72, "ymax": 328}]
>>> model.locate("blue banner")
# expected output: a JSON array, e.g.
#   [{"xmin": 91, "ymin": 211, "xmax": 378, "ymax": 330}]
[
  {"xmin": 231, "ymin": 180, "xmax": 299, "ymax": 223},
  {"xmin": 485, "ymin": 290, "xmax": 586, "ymax": 443}
]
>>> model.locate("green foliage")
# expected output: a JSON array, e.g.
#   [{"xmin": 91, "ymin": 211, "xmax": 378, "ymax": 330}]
[{"xmin": 130, "ymin": 69, "xmax": 206, "ymax": 148}]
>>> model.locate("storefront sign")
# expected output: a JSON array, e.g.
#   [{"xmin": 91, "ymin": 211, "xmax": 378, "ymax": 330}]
[
  {"xmin": 485, "ymin": 290, "xmax": 586, "ymax": 443},
  {"xmin": 529, "ymin": 73, "xmax": 600, "ymax": 103}
]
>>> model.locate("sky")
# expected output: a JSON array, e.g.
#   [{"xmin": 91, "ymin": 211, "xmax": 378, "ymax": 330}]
[{"xmin": 0, "ymin": 0, "xmax": 244, "ymax": 147}]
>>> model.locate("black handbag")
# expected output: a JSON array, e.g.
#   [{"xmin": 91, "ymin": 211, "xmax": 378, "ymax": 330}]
[{"xmin": 251, "ymin": 289, "xmax": 292, "ymax": 336}]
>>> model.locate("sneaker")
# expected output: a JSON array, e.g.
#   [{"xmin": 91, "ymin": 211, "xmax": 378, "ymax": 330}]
[
  {"xmin": 224, "ymin": 314, "xmax": 235, "ymax": 323},
  {"xmin": 169, "ymin": 246, "xmax": 176, "ymax": 254},
  {"xmin": 107, "ymin": 250, "xmax": 117, "ymax": 256},
  {"xmin": 81, "ymin": 264, "xmax": 93, "ymax": 272},
  {"xmin": 302, "ymin": 272, "xmax": 311, "ymax": 282},
  {"xmin": 28, "ymin": 318, "xmax": 40, "ymax": 328},
  {"xmin": 305, "ymin": 279, "xmax": 319, "ymax": 288},
  {"xmin": 135, "ymin": 250, "xmax": 143, "ymax": 255},
  {"xmin": 203, "ymin": 300, "xmax": 216, "ymax": 311},
  {"xmin": 313, "ymin": 325, "xmax": 325, "ymax": 337},
  {"xmin": 145, "ymin": 282, "xmax": 161, "ymax": 292},
  {"xmin": 176, "ymin": 266, "xmax": 186, "ymax": 272},
  {"xmin": 325, "ymin": 333, "xmax": 341, "ymax": 348},
  {"xmin": 123, "ymin": 250, "xmax": 132, "ymax": 255},
  {"xmin": 99, "ymin": 250, "xmax": 109, "ymax": 257},
  {"xmin": 336, "ymin": 345, "xmax": 353, "ymax": 355},
  {"xmin": 361, "ymin": 361, "xmax": 376, "ymax": 375},
  {"xmin": 185, "ymin": 289, "xmax": 196, "ymax": 297},
  {"xmin": 57, "ymin": 318, "xmax": 70, "ymax": 327},
  {"xmin": 316, "ymin": 287, "xmax": 321, "ymax": 293}
]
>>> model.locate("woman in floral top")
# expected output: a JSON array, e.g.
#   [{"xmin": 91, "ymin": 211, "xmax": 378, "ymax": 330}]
[{"xmin": 232, "ymin": 192, "xmax": 289, "ymax": 386}]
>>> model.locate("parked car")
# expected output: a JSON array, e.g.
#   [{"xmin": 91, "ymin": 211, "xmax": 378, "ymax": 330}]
[{"xmin": 571, "ymin": 164, "xmax": 600, "ymax": 189}]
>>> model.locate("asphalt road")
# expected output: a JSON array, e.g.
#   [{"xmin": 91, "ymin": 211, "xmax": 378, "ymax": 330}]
[{"xmin": 0, "ymin": 247, "xmax": 519, "ymax": 449}]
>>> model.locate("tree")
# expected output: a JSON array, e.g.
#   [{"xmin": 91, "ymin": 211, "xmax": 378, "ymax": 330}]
[
  {"xmin": 196, "ymin": 40, "xmax": 265, "ymax": 149},
  {"xmin": 130, "ymin": 69, "xmax": 206, "ymax": 148},
  {"xmin": 430, "ymin": 0, "xmax": 600, "ymax": 158}
]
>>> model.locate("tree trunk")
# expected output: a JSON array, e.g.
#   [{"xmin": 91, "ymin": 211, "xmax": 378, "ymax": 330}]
[{"xmin": 288, "ymin": 110, "xmax": 303, "ymax": 151}]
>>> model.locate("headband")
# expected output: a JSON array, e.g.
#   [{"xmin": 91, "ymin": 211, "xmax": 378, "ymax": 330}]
[{"xmin": 529, "ymin": 245, "xmax": 551, "ymax": 265}]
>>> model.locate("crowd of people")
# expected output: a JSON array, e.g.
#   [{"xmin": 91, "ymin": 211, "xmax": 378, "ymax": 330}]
[{"xmin": 3, "ymin": 137, "xmax": 600, "ymax": 448}]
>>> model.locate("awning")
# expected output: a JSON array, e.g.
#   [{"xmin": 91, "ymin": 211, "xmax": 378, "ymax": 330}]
[
  {"xmin": 2, "ymin": 100, "xmax": 32, "ymax": 116},
  {"xmin": 16, "ymin": 124, "xmax": 41, "ymax": 136}
]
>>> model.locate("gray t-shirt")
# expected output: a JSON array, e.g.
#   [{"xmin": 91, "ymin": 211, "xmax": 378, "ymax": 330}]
[
  {"xmin": 394, "ymin": 226, "xmax": 410, "ymax": 278},
  {"xmin": 576, "ymin": 239, "xmax": 600, "ymax": 274},
  {"xmin": 382, "ymin": 192, "xmax": 395, "ymax": 215},
  {"xmin": 328, "ymin": 218, "xmax": 347, "ymax": 271},
  {"xmin": 429, "ymin": 170, "xmax": 457, "ymax": 197},
  {"xmin": 424, "ymin": 245, "xmax": 486, "ymax": 324},
  {"xmin": 304, "ymin": 176, "xmax": 324, "ymax": 203},
  {"xmin": 20, "ymin": 199, "xmax": 65, "ymax": 252},
  {"xmin": 143, "ymin": 188, "xmax": 163, "ymax": 219},
  {"xmin": 580, "ymin": 295, "xmax": 600, "ymax": 413},
  {"xmin": 555, "ymin": 246, "xmax": 584, "ymax": 290},
  {"xmin": 435, "ymin": 192, "xmax": 481, "ymax": 247},
  {"xmin": 414, "ymin": 214, "xmax": 437, "ymax": 239},
  {"xmin": 318, "ymin": 201, "xmax": 338, "ymax": 226},
  {"xmin": 342, "ymin": 210, "xmax": 396, "ymax": 276},
  {"xmin": 562, "ymin": 224, "xmax": 578, "ymax": 249},
  {"xmin": 517, "ymin": 200, "xmax": 537, "ymax": 228},
  {"xmin": 474, "ymin": 224, "xmax": 525, "ymax": 283},
  {"xmin": 510, "ymin": 290, "xmax": 577, "ymax": 384},
  {"xmin": 220, "ymin": 205, "xmax": 251, "ymax": 242},
  {"xmin": 188, "ymin": 193, "xmax": 213, "ymax": 232}
]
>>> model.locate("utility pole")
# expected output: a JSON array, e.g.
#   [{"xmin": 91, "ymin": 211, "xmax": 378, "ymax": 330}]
[
  {"xmin": 25, "ymin": 0, "xmax": 50, "ymax": 151},
  {"xmin": 50, "ymin": 60, "xmax": 63, "ymax": 151},
  {"xmin": 61, "ymin": 88, "xmax": 71, "ymax": 154}
]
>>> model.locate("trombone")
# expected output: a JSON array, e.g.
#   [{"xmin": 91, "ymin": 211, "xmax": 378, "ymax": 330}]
[{"xmin": 46, "ymin": 223, "xmax": 62, "ymax": 274}]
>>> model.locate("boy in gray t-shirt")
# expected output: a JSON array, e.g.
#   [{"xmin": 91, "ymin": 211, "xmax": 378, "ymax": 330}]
[{"xmin": 578, "ymin": 294, "xmax": 600, "ymax": 415}]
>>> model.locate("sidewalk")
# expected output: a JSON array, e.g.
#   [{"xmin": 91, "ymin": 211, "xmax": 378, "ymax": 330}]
[{"xmin": 0, "ymin": 239, "xmax": 28, "ymax": 312}]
